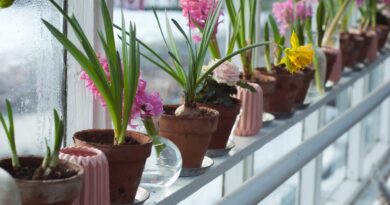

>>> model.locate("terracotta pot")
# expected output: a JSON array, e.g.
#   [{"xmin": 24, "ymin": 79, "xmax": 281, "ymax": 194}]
[
  {"xmin": 354, "ymin": 30, "xmax": 378, "ymax": 63},
  {"xmin": 159, "ymin": 105, "xmax": 219, "ymax": 168},
  {"xmin": 197, "ymin": 100, "xmax": 241, "ymax": 149},
  {"xmin": 267, "ymin": 68, "xmax": 302, "ymax": 116},
  {"xmin": 252, "ymin": 68, "xmax": 277, "ymax": 112},
  {"xmin": 322, "ymin": 46, "xmax": 343, "ymax": 84},
  {"xmin": 73, "ymin": 129, "xmax": 152, "ymax": 204},
  {"xmin": 295, "ymin": 67, "xmax": 315, "ymax": 104},
  {"xmin": 0, "ymin": 156, "xmax": 83, "ymax": 205},
  {"xmin": 59, "ymin": 147, "xmax": 110, "ymax": 205},
  {"xmin": 340, "ymin": 33, "xmax": 364, "ymax": 68},
  {"xmin": 376, "ymin": 24, "xmax": 390, "ymax": 50},
  {"xmin": 234, "ymin": 83, "xmax": 263, "ymax": 136}
]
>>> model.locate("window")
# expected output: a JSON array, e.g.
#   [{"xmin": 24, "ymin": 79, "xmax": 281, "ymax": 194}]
[{"xmin": 0, "ymin": 0, "xmax": 65, "ymax": 156}]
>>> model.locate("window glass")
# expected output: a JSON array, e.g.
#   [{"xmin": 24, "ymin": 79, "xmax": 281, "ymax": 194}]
[
  {"xmin": 113, "ymin": 0, "xmax": 226, "ymax": 103},
  {"xmin": 0, "ymin": 0, "xmax": 64, "ymax": 157}
]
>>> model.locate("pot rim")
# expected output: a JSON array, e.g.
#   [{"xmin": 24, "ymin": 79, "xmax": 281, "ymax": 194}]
[
  {"xmin": 197, "ymin": 99, "xmax": 241, "ymax": 109},
  {"xmin": 162, "ymin": 104, "xmax": 220, "ymax": 120},
  {"xmin": 0, "ymin": 156, "xmax": 84, "ymax": 184},
  {"xmin": 73, "ymin": 129, "xmax": 152, "ymax": 148}
]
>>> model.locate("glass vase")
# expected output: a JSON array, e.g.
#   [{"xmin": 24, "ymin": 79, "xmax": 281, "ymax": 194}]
[{"xmin": 138, "ymin": 117, "xmax": 182, "ymax": 188}]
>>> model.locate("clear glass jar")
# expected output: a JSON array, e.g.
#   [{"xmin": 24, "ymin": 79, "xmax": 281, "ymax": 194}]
[{"xmin": 138, "ymin": 117, "xmax": 182, "ymax": 187}]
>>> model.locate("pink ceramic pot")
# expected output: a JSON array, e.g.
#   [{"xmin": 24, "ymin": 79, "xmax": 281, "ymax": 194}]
[
  {"xmin": 234, "ymin": 83, "xmax": 263, "ymax": 136},
  {"xmin": 59, "ymin": 147, "xmax": 110, "ymax": 205}
]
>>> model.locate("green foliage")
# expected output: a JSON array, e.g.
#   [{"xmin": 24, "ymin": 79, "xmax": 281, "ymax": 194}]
[
  {"xmin": 0, "ymin": 99, "xmax": 20, "ymax": 169},
  {"xmin": 196, "ymin": 76, "xmax": 239, "ymax": 107},
  {"xmin": 225, "ymin": 0, "xmax": 259, "ymax": 79},
  {"xmin": 0, "ymin": 0, "xmax": 15, "ymax": 8},
  {"xmin": 316, "ymin": 0, "xmax": 326, "ymax": 47},
  {"xmin": 43, "ymin": 0, "xmax": 140, "ymax": 144},
  {"xmin": 119, "ymin": 1, "xmax": 268, "ymax": 107}
]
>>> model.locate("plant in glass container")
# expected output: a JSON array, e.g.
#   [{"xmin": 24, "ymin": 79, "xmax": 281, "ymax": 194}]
[
  {"xmin": 43, "ymin": 0, "xmax": 152, "ymax": 203},
  {"xmin": 80, "ymin": 60, "xmax": 182, "ymax": 187},
  {"xmin": 121, "ymin": 0, "xmax": 269, "ymax": 168},
  {"xmin": 0, "ymin": 100, "xmax": 83, "ymax": 205}
]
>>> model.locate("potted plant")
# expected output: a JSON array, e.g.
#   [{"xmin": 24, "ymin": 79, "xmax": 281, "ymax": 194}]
[
  {"xmin": 339, "ymin": 0, "xmax": 366, "ymax": 68},
  {"xmin": 224, "ymin": 0, "xmax": 273, "ymax": 135},
  {"xmin": 320, "ymin": 0, "xmax": 352, "ymax": 84},
  {"xmin": 261, "ymin": 30, "xmax": 314, "ymax": 116},
  {"xmin": 269, "ymin": 0, "xmax": 316, "ymax": 106},
  {"xmin": 0, "ymin": 100, "xmax": 83, "ymax": 205},
  {"xmin": 127, "ymin": 1, "xmax": 268, "ymax": 167},
  {"xmin": 196, "ymin": 60, "xmax": 254, "ymax": 150},
  {"xmin": 354, "ymin": 0, "xmax": 379, "ymax": 62},
  {"xmin": 43, "ymin": 0, "xmax": 152, "ymax": 203},
  {"xmin": 376, "ymin": 1, "xmax": 390, "ymax": 49},
  {"xmin": 178, "ymin": 0, "xmax": 255, "ymax": 146}
]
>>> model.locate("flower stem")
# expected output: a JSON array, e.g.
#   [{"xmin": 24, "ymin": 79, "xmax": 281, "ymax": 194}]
[
  {"xmin": 209, "ymin": 36, "xmax": 222, "ymax": 59},
  {"xmin": 142, "ymin": 117, "xmax": 165, "ymax": 156}
]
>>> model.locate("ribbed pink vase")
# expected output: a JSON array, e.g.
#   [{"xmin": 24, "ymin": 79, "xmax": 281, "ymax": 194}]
[
  {"xmin": 234, "ymin": 83, "xmax": 263, "ymax": 136},
  {"xmin": 59, "ymin": 147, "xmax": 110, "ymax": 205}
]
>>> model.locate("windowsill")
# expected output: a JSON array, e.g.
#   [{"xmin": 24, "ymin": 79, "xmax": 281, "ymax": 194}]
[{"xmin": 144, "ymin": 51, "xmax": 390, "ymax": 205}]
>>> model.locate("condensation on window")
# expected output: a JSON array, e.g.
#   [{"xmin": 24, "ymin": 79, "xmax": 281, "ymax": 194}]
[{"xmin": 0, "ymin": 0, "xmax": 64, "ymax": 157}]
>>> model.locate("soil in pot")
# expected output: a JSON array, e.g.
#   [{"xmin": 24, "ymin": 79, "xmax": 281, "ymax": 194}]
[
  {"xmin": 252, "ymin": 68, "xmax": 277, "ymax": 112},
  {"xmin": 73, "ymin": 129, "xmax": 152, "ymax": 204},
  {"xmin": 159, "ymin": 105, "xmax": 219, "ymax": 168},
  {"xmin": 263, "ymin": 66, "xmax": 303, "ymax": 116},
  {"xmin": 197, "ymin": 99, "xmax": 240, "ymax": 149},
  {"xmin": 295, "ymin": 67, "xmax": 315, "ymax": 104},
  {"xmin": 0, "ymin": 156, "xmax": 83, "ymax": 205},
  {"xmin": 376, "ymin": 24, "xmax": 390, "ymax": 50}
]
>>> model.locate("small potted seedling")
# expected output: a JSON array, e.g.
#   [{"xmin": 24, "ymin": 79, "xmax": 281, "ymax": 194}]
[{"xmin": 0, "ymin": 100, "xmax": 83, "ymax": 205}]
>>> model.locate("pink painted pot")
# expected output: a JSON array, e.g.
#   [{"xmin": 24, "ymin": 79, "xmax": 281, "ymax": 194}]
[
  {"xmin": 59, "ymin": 147, "xmax": 110, "ymax": 205},
  {"xmin": 234, "ymin": 83, "xmax": 263, "ymax": 136}
]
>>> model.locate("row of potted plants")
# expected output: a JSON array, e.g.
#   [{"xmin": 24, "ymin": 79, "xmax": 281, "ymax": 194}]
[{"xmin": 1, "ymin": 0, "xmax": 390, "ymax": 204}]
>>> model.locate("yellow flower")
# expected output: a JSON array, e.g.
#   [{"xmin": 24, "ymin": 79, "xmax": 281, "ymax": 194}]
[{"xmin": 279, "ymin": 31, "xmax": 314, "ymax": 73}]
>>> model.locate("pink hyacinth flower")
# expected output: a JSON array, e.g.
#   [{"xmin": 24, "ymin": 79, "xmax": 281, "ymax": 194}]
[
  {"xmin": 80, "ymin": 56, "xmax": 164, "ymax": 128},
  {"xmin": 272, "ymin": 0, "xmax": 313, "ymax": 35},
  {"xmin": 179, "ymin": 0, "xmax": 222, "ymax": 41}
]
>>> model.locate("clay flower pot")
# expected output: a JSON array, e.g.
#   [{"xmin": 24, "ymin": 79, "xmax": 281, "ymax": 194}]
[
  {"xmin": 322, "ymin": 46, "xmax": 343, "ymax": 84},
  {"xmin": 252, "ymin": 68, "xmax": 277, "ymax": 112},
  {"xmin": 295, "ymin": 67, "xmax": 315, "ymax": 104},
  {"xmin": 197, "ymin": 100, "xmax": 241, "ymax": 149},
  {"xmin": 159, "ymin": 105, "xmax": 219, "ymax": 168},
  {"xmin": 340, "ymin": 33, "xmax": 364, "ymax": 68},
  {"xmin": 376, "ymin": 24, "xmax": 390, "ymax": 50},
  {"xmin": 354, "ymin": 30, "xmax": 378, "ymax": 63},
  {"xmin": 73, "ymin": 129, "xmax": 152, "ymax": 204},
  {"xmin": 59, "ymin": 147, "xmax": 110, "ymax": 205},
  {"xmin": 234, "ymin": 83, "xmax": 263, "ymax": 136},
  {"xmin": 266, "ymin": 68, "xmax": 302, "ymax": 116},
  {"xmin": 0, "ymin": 156, "xmax": 83, "ymax": 205}
]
